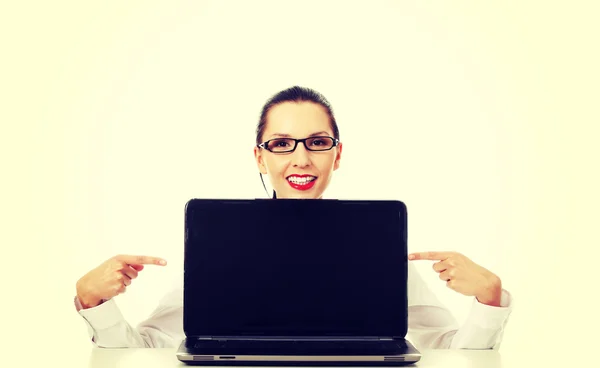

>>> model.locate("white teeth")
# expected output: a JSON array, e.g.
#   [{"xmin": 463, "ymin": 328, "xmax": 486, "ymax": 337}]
[{"xmin": 287, "ymin": 176, "xmax": 316, "ymax": 185}]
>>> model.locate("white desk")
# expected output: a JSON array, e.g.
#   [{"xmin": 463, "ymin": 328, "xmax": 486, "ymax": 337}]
[{"xmin": 84, "ymin": 348, "xmax": 504, "ymax": 368}]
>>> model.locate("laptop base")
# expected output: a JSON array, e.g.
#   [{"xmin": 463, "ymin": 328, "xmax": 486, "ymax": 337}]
[{"xmin": 176, "ymin": 338, "xmax": 421, "ymax": 366}]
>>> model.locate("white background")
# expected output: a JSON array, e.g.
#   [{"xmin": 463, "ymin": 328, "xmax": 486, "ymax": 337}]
[{"xmin": 2, "ymin": 1, "xmax": 599, "ymax": 366}]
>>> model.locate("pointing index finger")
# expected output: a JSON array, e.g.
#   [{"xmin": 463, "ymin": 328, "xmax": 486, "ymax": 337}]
[
  {"xmin": 408, "ymin": 251, "xmax": 452, "ymax": 261},
  {"xmin": 117, "ymin": 255, "xmax": 167, "ymax": 266}
]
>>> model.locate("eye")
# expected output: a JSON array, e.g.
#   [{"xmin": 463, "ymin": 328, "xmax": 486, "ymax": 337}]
[
  {"xmin": 309, "ymin": 137, "xmax": 333, "ymax": 148},
  {"xmin": 267, "ymin": 139, "xmax": 294, "ymax": 152}
]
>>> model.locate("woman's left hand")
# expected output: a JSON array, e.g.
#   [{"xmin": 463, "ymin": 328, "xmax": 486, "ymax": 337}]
[{"xmin": 409, "ymin": 251, "xmax": 503, "ymax": 307}]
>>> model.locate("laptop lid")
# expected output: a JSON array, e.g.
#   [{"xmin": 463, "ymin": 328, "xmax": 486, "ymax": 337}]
[{"xmin": 183, "ymin": 199, "xmax": 408, "ymax": 340}]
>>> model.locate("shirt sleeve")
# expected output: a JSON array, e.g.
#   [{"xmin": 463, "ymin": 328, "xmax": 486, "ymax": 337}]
[
  {"xmin": 406, "ymin": 262, "xmax": 513, "ymax": 350},
  {"xmin": 74, "ymin": 278, "xmax": 185, "ymax": 348},
  {"xmin": 448, "ymin": 289, "xmax": 512, "ymax": 349}
]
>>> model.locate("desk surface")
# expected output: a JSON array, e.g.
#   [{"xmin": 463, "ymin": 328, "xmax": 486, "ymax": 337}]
[{"xmin": 84, "ymin": 348, "xmax": 504, "ymax": 368}]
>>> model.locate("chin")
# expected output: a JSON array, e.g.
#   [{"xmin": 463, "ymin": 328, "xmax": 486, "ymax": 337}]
[{"xmin": 277, "ymin": 190, "xmax": 321, "ymax": 199}]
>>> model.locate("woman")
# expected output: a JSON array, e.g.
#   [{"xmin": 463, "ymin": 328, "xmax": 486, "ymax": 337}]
[{"xmin": 75, "ymin": 86, "xmax": 512, "ymax": 349}]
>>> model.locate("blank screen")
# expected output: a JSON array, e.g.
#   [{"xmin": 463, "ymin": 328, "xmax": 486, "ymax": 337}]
[{"xmin": 183, "ymin": 199, "xmax": 407, "ymax": 338}]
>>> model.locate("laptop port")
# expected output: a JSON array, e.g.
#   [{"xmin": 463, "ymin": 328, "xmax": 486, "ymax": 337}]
[{"xmin": 219, "ymin": 356, "xmax": 236, "ymax": 359}]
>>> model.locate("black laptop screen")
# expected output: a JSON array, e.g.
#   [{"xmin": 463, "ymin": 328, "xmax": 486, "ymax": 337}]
[{"xmin": 183, "ymin": 199, "xmax": 408, "ymax": 338}]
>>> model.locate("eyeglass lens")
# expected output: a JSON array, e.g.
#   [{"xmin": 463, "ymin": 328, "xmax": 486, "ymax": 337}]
[{"xmin": 266, "ymin": 137, "xmax": 335, "ymax": 152}]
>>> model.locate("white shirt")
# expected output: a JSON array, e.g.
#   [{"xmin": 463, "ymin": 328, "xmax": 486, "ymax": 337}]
[{"xmin": 74, "ymin": 262, "xmax": 512, "ymax": 350}]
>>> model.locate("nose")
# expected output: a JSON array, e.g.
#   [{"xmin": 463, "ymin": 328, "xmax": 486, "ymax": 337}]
[{"xmin": 291, "ymin": 142, "xmax": 312, "ymax": 168}]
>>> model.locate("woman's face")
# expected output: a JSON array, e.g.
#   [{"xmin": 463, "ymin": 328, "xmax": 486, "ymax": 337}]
[{"xmin": 254, "ymin": 101, "xmax": 342, "ymax": 199}]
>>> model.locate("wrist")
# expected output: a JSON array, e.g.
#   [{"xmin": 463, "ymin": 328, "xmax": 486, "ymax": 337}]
[
  {"xmin": 76, "ymin": 282, "xmax": 101, "ymax": 309},
  {"xmin": 476, "ymin": 275, "xmax": 502, "ymax": 307},
  {"xmin": 77, "ymin": 295, "xmax": 102, "ymax": 309}
]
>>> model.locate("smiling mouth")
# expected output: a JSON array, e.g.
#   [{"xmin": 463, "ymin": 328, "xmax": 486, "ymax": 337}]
[
  {"xmin": 286, "ymin": 175, "xmax": 317, "ymax": 190},
  {"xmin": 286, "ymin": 175, "xmax": 317, "ymax": 185}
]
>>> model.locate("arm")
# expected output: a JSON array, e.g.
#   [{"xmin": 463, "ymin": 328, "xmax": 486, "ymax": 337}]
[
  {"xmin": 74, "ymin": 254, "xmax": 178, "ymax": 347},
  {"xmin": 75, "ymin": 286, "xmax": 184, "ymax": 348},
  {"xmin": 406, "ymin": 261, "xmax": 512, "ymax": 349}
]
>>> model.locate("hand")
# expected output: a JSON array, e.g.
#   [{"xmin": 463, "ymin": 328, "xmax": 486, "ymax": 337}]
[
  {"xmin": 408, "ymin": 251, "xmax": 502, "ymax": 307},
  {"xmin": 76, "ymin": 254, "xmax": 167, "ymax": 309}
]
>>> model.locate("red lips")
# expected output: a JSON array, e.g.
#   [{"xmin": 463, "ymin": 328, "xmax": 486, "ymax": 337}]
[{"xmin": 286, "ymin": 175, "xmax": 317, "ymax": 191}]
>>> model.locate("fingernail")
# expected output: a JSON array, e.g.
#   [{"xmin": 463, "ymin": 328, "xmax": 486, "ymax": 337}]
[
  {"xmin": 159, "ymin": 260, "xmax": 167, "ymax": 265},
  {"xmin": 408, "ymin": 254, "xmax": 415, "ymax": 260}
]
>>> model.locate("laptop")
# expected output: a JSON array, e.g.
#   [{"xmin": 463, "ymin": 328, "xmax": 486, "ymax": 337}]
[{"xmin": 176, "ymin": 199, "xmax": 421, "ymax": 366}]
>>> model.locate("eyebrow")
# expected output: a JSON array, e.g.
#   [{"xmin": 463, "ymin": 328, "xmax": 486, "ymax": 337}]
[{"xmin": 269, "ymin": 131, "xmax": 330, "ymax": 139}]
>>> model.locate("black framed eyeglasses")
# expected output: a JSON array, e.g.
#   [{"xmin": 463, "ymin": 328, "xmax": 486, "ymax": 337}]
[{"xmin": 257, "ymin": 136, "xmax": 339, "ymax": 153}]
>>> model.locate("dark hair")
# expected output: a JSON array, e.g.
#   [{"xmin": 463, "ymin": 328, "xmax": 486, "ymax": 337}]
[{"xmin": 255, "ymin": 86, "xmax": 340, "ymax": 145}]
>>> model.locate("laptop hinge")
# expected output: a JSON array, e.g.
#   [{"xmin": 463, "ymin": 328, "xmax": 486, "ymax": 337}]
[{"xmin": 198, "ymin": 336, "xmax": 395, "ymax": 341}]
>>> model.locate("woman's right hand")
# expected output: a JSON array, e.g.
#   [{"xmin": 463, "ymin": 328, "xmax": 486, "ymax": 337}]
[{"xmin": 76, "ymin": 254, "xmax": 167, "ymax": 309}]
